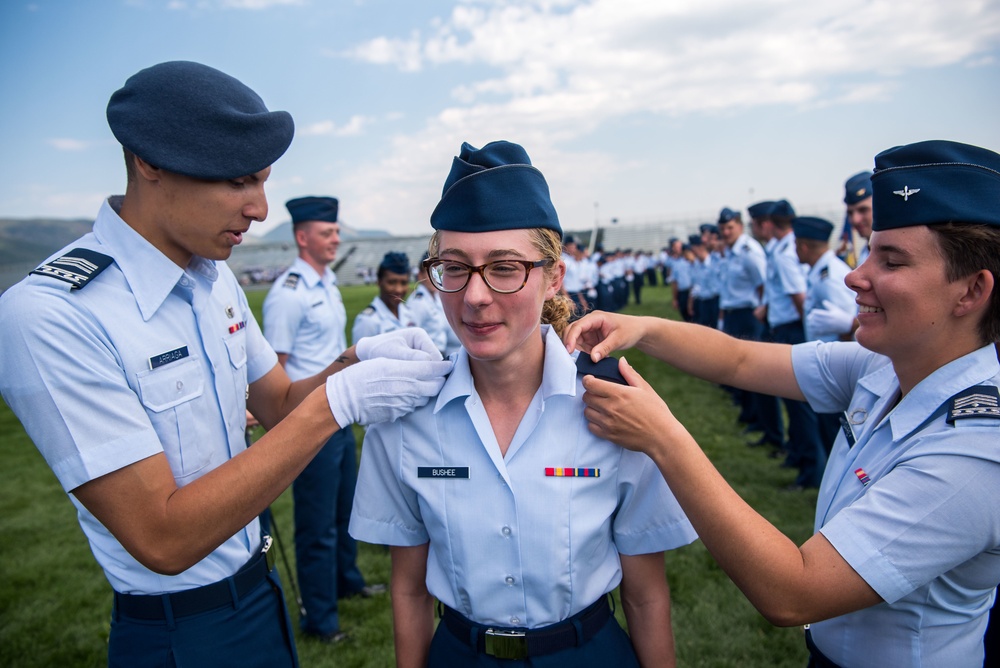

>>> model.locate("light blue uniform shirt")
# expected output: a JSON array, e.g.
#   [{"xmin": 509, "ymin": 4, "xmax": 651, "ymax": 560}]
[
  {"xmin": 349, "ymin": 325, "xmax": 697, "ymax": 628},
  {"xmin": 0, "ymin": 197, "xmax": 277, "ymax": 595},
  {"xmin": 719, "ymin": 234, "xmax": 766, "ymax": 309},
  {"xmin": 804, "ymin": 250, "xmax": 856, "ymax": 343},
  {"xmin": 690, "ymin": 255, "xmax": 720, "ymax": 299},
  {"xmin": 792, "ymin": 341, "xmax": 1000, "ymax": 667},
  {"xmin": 351, "ymin": 294, "xmax": 416, "ymax": 345},
  {"xmin": 764, "ymin": 232, "xmax": 807, "ymax": 327},
  {"xmin": 670, "ymin": 257, "xmax": 692, "ymax": 290},
  {"xmin": 405, "ymin": 283, "xmax": 461, "ymax": 357},
  {"xmin": 263, "ymin": 257, "xmax": 347, "ymax": 381}
]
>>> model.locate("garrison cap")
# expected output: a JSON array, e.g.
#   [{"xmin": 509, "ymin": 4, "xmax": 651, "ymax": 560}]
[
  {"xmin": 107, "ymin": 61, "xmax": 294, "ymax": 180},
  {"xmin": 380, "ymin": 252, "xmax": 411, "ymax": 276},
  {"xmin": 769, "ymin": 199, "xmax": 796, "ymax": 218},
  {"xmin": 844, "ymin": 171, "xmax": 873, "ymax": 205},
  {"xmin": 792, "ymin": 216, "xmax": 834, "ymax": 242},
  {"xmin": 688, "ymin": 234, "xmax": 704, "ymax": 246},
  {"xmin": 430, "ymin": 141, "xmax": 561, "ymax": 237},
  {"xmin": 747, "ymin": 201, "xmax": 776, "ymax": 220},
  {"xmin": 871, "ymin": 140, "xmax": 1000, "ymax": 231},
  {"xmin": 718, "ymin": 207, "xmax": 740, "ymax": 224},
  {"xmin": 286, "ymin": 196, "xmax": 338, "ymax": 224},
  {"xmin": 699, "ymin": 223, "xmax": 719, "ymax": 235}
]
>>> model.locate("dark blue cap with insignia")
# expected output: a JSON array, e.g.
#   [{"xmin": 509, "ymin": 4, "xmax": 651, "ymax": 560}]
[
  {"xmin": 688, "ymin": 234, "xmax": 704, "ymax": 246},
  {"xmin": 718, "ymin": 207, "xmax": 740, "ymax": 224},
  {"xmin": 871, "ymin": 140, "xmax": 1000, "ymax": 231},
  {"xmin": 380, "ymin": 252, "xmax": 411, "ymax": 275},
  {"xmin": 792, "ymin": 216, "xmax": 835, "ymax": 241},
  {"xmin": 844, "ymin": 171, "xmax": 873, "ymax": 205},
  {"xmin": 699, "ymin": 223, "xmax": 719, "ymax": 235},
  {"xmin": 430, "ymin": 141, "xmax": 561, "ymax": 237},
  {"xmin": 747, "ymin": 201, "xmax": 775, "ymax": 220},
  {"xmin": 769, "ymin": 199, "xmax": 796, "ymax": 218},
  {"xmin": 286, "ymin": 196, "xmax": 338, "ymax": 224},
  {"xmin": 107, "ymin": 61, "xmax": 294, "ymax": 180}
]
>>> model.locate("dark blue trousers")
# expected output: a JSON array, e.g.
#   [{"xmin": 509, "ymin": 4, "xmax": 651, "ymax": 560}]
[
  {"xmin": 109, "ymin": 568, "xmax": 298, "ymax": 667},
  {"xmin": 427, "ymin": 612, "xmax": 640, "ymax": 668},
  {"xmin": 293, "ymin": 428, "xmax": 366, "ymax": 636},
  {"xmin": 724, "ymin": 308, "xmax": 784, "ymax": 446}
]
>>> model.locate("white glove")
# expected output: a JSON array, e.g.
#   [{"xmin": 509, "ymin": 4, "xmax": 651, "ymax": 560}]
[
  {"xmin": 355, "ymin": 328, "xmax": 442, "ymax": 362},
  {"xmin": 807, "ymin": 300, "xmax": 857, "ymax": 338},
  {"xmin": 326, "ymin": 357, "xmax": 454, "ymax": 427}
]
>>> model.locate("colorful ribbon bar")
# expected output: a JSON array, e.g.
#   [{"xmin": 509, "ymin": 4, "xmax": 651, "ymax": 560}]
[
  {"xmin": 228, "ymin": 321, "xmax": 246, "ymax": 334},
  {"xmin": 545, "ymin": 467, "xmax": 600, "ymax": 477}
]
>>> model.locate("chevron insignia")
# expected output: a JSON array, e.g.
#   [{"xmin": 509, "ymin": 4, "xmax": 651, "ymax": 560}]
[
  {"xmin": 30, "ymin": 248, "xmax": 113, "ymax": 290},
  {"xmin": 283, "ymin": 273, "xmax": 301, "ymax": 289},
  {"xmin": 947, "ymin": 385, "xmax": 1000, "ymax": 424}
]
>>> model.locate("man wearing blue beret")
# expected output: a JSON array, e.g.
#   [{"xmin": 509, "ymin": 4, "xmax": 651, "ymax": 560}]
[
  {"xmin": 352, "ymin": 251, "xmax": 418, "ymax": 344},
  {"xmin": 0, "ymin": 61, "xmax": 452, "ymax": 667},
  {"xmin": 263, "ymin": 196, "xmax": 386, "ymax": 645}
]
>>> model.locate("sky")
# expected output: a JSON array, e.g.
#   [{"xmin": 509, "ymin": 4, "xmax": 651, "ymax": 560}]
[{"xmin": 2, "ymin": 0, "xmax": 999, "ymax": 238}]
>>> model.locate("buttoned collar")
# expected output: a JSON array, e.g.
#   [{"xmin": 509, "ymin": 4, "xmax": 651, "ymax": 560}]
[
  {"xmin": 93, "ymin": 196, "xmax": 219, "ymax": 321},
  {"xmin": 433, "ymin": 325, "xmax": 578, "ymax": 413},
  {"xmin": 859, "ymin": 344, "xmax": 1000, "ymax": 442}
]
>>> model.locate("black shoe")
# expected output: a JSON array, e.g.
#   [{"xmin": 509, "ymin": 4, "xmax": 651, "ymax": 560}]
[{"xmin": 304, "ymin": 630, "xmax": 350, "ymax": 644}]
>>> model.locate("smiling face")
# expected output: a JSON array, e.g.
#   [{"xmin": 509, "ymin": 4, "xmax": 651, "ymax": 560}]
[
  {"xmin": 847, "ymin": 196, "xmax": 874, "ymax": 240},
  {"xmin": 296, "ymin": 220, "xmax": 340, "ymax": 271},
  {"xmin": 435, "ymin": 229, "xmax": 561, "ymax": 367},
  {"xmin": 135, "ymin": 161, "xmax": 270, "ymax": 267},
  {"xmin": 846, "ymin": 226, "xmax": 971, "ymax": 364}
]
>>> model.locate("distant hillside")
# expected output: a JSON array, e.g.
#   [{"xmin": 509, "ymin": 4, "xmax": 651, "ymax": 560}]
[{"xmin": 0, "ymin": 218, "xmax": 94, "ymax": 265}]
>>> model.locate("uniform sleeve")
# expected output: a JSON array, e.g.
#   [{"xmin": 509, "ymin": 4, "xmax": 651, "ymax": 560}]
[
  {"xmin": 775, "ymin": 251, "xmax": 807, "ymax": 295},
  {"xmin": 351, "ymin": 311, "xmax": 376, "ymax": 346},
  {"xmin": 819, "ymin": 430, "xmax": 1000, "ymax": 604},
  {"xmin": 612, "ymin": 449, "xmax": 698, "ymax": 555},
  {"xmin": 792, "ymin": 341, "xmax": 879, "ymax": 414},
  {"xmin": 262, "ymin": 286, "xmax": 303, "ymax": 354},
  {"xmin": 349, "ymin": 420, "xmax": 429, "ymax": 546},
  {"xmin": 0, "ymin": 286, "xmax": 163, "ymax": 492}
]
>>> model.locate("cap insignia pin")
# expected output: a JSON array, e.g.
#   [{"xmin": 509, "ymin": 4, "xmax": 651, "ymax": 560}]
[{"xmin": 892, "ymin": 186, "xmax": 920, "ymax": 201}]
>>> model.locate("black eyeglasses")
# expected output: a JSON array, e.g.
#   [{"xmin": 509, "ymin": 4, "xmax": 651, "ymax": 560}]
[{"xmin": 422, "ymin": 258, "xmax": 553, "ymax": 294}]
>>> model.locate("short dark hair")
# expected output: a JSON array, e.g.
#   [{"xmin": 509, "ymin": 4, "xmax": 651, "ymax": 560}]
[{"xmin": 929, "ymin": 221, "xmax": 1000, "ymax": 344}]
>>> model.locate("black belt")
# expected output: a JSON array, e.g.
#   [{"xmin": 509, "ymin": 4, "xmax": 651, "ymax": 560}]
[
  {"xmin": 114, "ymin": 536, "xmax": 275, "ymax": 621},
  {"xmin": 441, "ymin": 596, "xmax": 612, "ymax": 660}
]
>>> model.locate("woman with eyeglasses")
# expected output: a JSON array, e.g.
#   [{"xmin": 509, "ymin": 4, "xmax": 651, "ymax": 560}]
[{"xmin": 349, "ymin": 141, "xmax": 696, "ymax": 668}]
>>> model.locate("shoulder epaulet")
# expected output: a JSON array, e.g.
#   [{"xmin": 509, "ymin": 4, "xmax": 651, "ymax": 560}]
[
  {"xmin": 819, "ymin": 267, "xmax": 829, "ymax": 280},
  {"xmin": 282, "ymin": 273, "xmax": 301, "ymax": 289},
  {"xmin": 360, "ymin": 306, "xmax": 376, "ymax": 316},
  {"xmin": 412, "ymin": 290, "xmax": 426, "ymax": 299},
  {"xmin": 30, "ymin": 248, "xmax": 114, "ymax": 290},
  {"xmin": 576, "ymin": 354, "xmax": 628, "ymax": 385},
  {"xmin": 946, "ymin": 385, "xmax": 1000, "ymax": 424}
]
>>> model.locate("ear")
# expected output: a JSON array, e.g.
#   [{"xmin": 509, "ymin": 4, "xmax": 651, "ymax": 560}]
[
  {"xmin": 953, "ymin": 269, "xmax": 994, "ymax": 319},
  {"xmin": 132, "ymin": 154, "xmax": 162, "ymax": 183},
  {"xmin": 293, "ymin": 224, "xmax": 308, "ymax": 248},
  {"xmin": 545, "ymin": 259, "xmax": 566, "ymax": 300}
]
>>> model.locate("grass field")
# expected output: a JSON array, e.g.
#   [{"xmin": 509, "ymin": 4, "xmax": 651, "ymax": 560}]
[{"xmin": 0, "ymin": 281, "xmax": 814, "ymax": 667}]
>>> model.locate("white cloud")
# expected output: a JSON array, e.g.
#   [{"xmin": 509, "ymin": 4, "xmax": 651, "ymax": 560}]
[
  {"xmin": 298, "ymin": 115, "xmax": 373, "ymax": 137},
  {"xmin": 218, "ymin": 0, "xmax": 303, "ymax": 8},
  {"xmin": 47, "ymin": 138, "xmax": 93, "ymax": 151}
]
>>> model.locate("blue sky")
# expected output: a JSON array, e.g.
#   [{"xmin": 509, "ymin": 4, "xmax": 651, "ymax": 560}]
[{"xmin": 2, "ymin": 0, "xmax": 999, "ymax": 237}]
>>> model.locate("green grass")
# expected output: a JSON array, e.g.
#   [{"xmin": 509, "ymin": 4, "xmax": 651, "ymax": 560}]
[{"xmin": 0, "ymin": 282, "xmax": 812, "ymax": 667}]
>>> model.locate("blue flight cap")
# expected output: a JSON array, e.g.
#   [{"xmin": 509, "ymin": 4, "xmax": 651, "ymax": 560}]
[
  {"xmin": 699, "ymin": 223, "xmax": 719, "ymax": 236},
  {"xmin": 688, "ymin": 234, "xmax": 704, "ymax": 246},
  {"xmin": 718, "ymin": 207, "xmax": 740, "ymax": 224},
  {"xmin": 564, "ymin": 234, "xmax": 578, "ymax": 246},
  {"xmin": 380, "ymin": 252, "xmax": 411, "ymax": 276},
  {"xmin": 844, "ymin": 171, "xmax": 873, "ymax": 205},
  {"xmin": 792, "ymin": 216, "xmax": 834, "ymax": 241},
  {"xmin": 871, "ymin": 140, "xmax": 1000, "ymax": 231},
  {"xmin": 769, "ymin": 199, "xmax": 796, "ymax": 218},
  {"xmin": 107, "ymin": 61, "xmax": 294, "ymax": 181},
  {"xmin": 286, "ymin": 196, "xmax": 338, "ymax": 224},
  {"xmin": 747, "ymin": 201, "xmax": 776, "ymax": 220},
  {"xmin": 430, "ymin": 141, "xmax": 561, "ymax": 237}
]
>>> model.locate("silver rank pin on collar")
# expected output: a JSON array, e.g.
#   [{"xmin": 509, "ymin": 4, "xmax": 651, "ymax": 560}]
[{"xmin": 893, "ymin": 186, "xmax": 920, "ymax": 201}]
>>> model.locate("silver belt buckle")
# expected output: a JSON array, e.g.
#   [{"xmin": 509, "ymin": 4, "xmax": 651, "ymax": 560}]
[{"xmin": 484, "ymin": 628, "xmax": 527, "ymax": 660}]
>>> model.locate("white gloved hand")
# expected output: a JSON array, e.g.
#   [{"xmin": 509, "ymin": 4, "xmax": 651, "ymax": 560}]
[
  {"xmin": 355, "ymin": 328, "xmax": 443, "ymax": 362},
  {"xmin": 807, "ymin": 300, "xmax": 857, "ymax": 338},
  {"xmin": 326, "ymin": 356, "xmax": 454, "ymax": 427}
]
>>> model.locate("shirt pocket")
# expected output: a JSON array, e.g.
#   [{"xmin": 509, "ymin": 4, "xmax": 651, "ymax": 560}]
[{"xmin": 137, "ymin": 357, "xmax": 210, "ymax": 479}]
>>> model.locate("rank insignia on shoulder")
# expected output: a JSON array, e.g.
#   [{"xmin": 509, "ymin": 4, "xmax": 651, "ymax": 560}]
[
  {"xmin": 576, "ymin": 354, "xmax": 627, "ymax": 385},
  {"xmin": 947, "ymin": 385, "xmax": 1000, "ymax": 424},
  {"xmin": 283, "ymin": 273, "xmax": 301, "ymax": 289},
  {"xmin": 30, "ymin": 248, "xmax": 113, "ymax": 290},
  {"xmin": 819, "ymin": 267, "xmax": 829, "ymax": 280},
  {"xmin": 361, "ymin": 306, "xmax": 375, "ymax": 315}
]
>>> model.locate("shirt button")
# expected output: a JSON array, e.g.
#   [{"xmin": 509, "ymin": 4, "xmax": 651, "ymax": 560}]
[
  {"xmin": 501, "ymin": 526, "xmax": 511, "ymax": 537},
  {"xmin": 510, "ymin": 617, "xmax": 520, "ymax": 625},
  {"xmin": 176, "ymin": 381, "xmax": 183, "ymax": 392},
  {"xmin": 504, "ymin": 575, "xmax": 515, "ymax": 586}
]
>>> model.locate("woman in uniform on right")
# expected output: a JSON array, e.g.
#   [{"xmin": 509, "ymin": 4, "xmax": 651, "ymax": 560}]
[{"xmin": 565, "ymin": 140, "xmax": 1000, "ymax": 667}]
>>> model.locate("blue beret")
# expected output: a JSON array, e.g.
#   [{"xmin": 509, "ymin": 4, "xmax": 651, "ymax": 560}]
[
  {"xmin": 871, "ymin": 140, "xmax": 1000, "ymax": 231},
  {"xmin": 792, "ymin": 216, "xmax": 834, "ymax": 241},
  {"xmin": 430, "ymin": 141, "xmax": 561, "ymax": 237},
  {"xmin": 718, "ymin": 207, "xmax": 740, "ymax": 224},
  {"xmin": 844, "ymin": 171, "xmax": 873, "ymax": 205},
  {"xmin": 747, "ymin": 201, "xmax": 776, "ymax": 220},
  {"xmin": 380, "ymin": 252, "xmax": 411, "ymax": 276},
  {"xmin": 769, "ymin": 199, "xmax": 796, "ymax": 218},
  {"xmin": 688, "ymin": 234, "xmax": 704, "ymax": 246},
  {"xmin": 286, "ymin": 196, "xmax": 338, "ymax": 224},
  {"xmin": 107, "ymin": 61, "xmax": 294, "ymax": 180}
]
